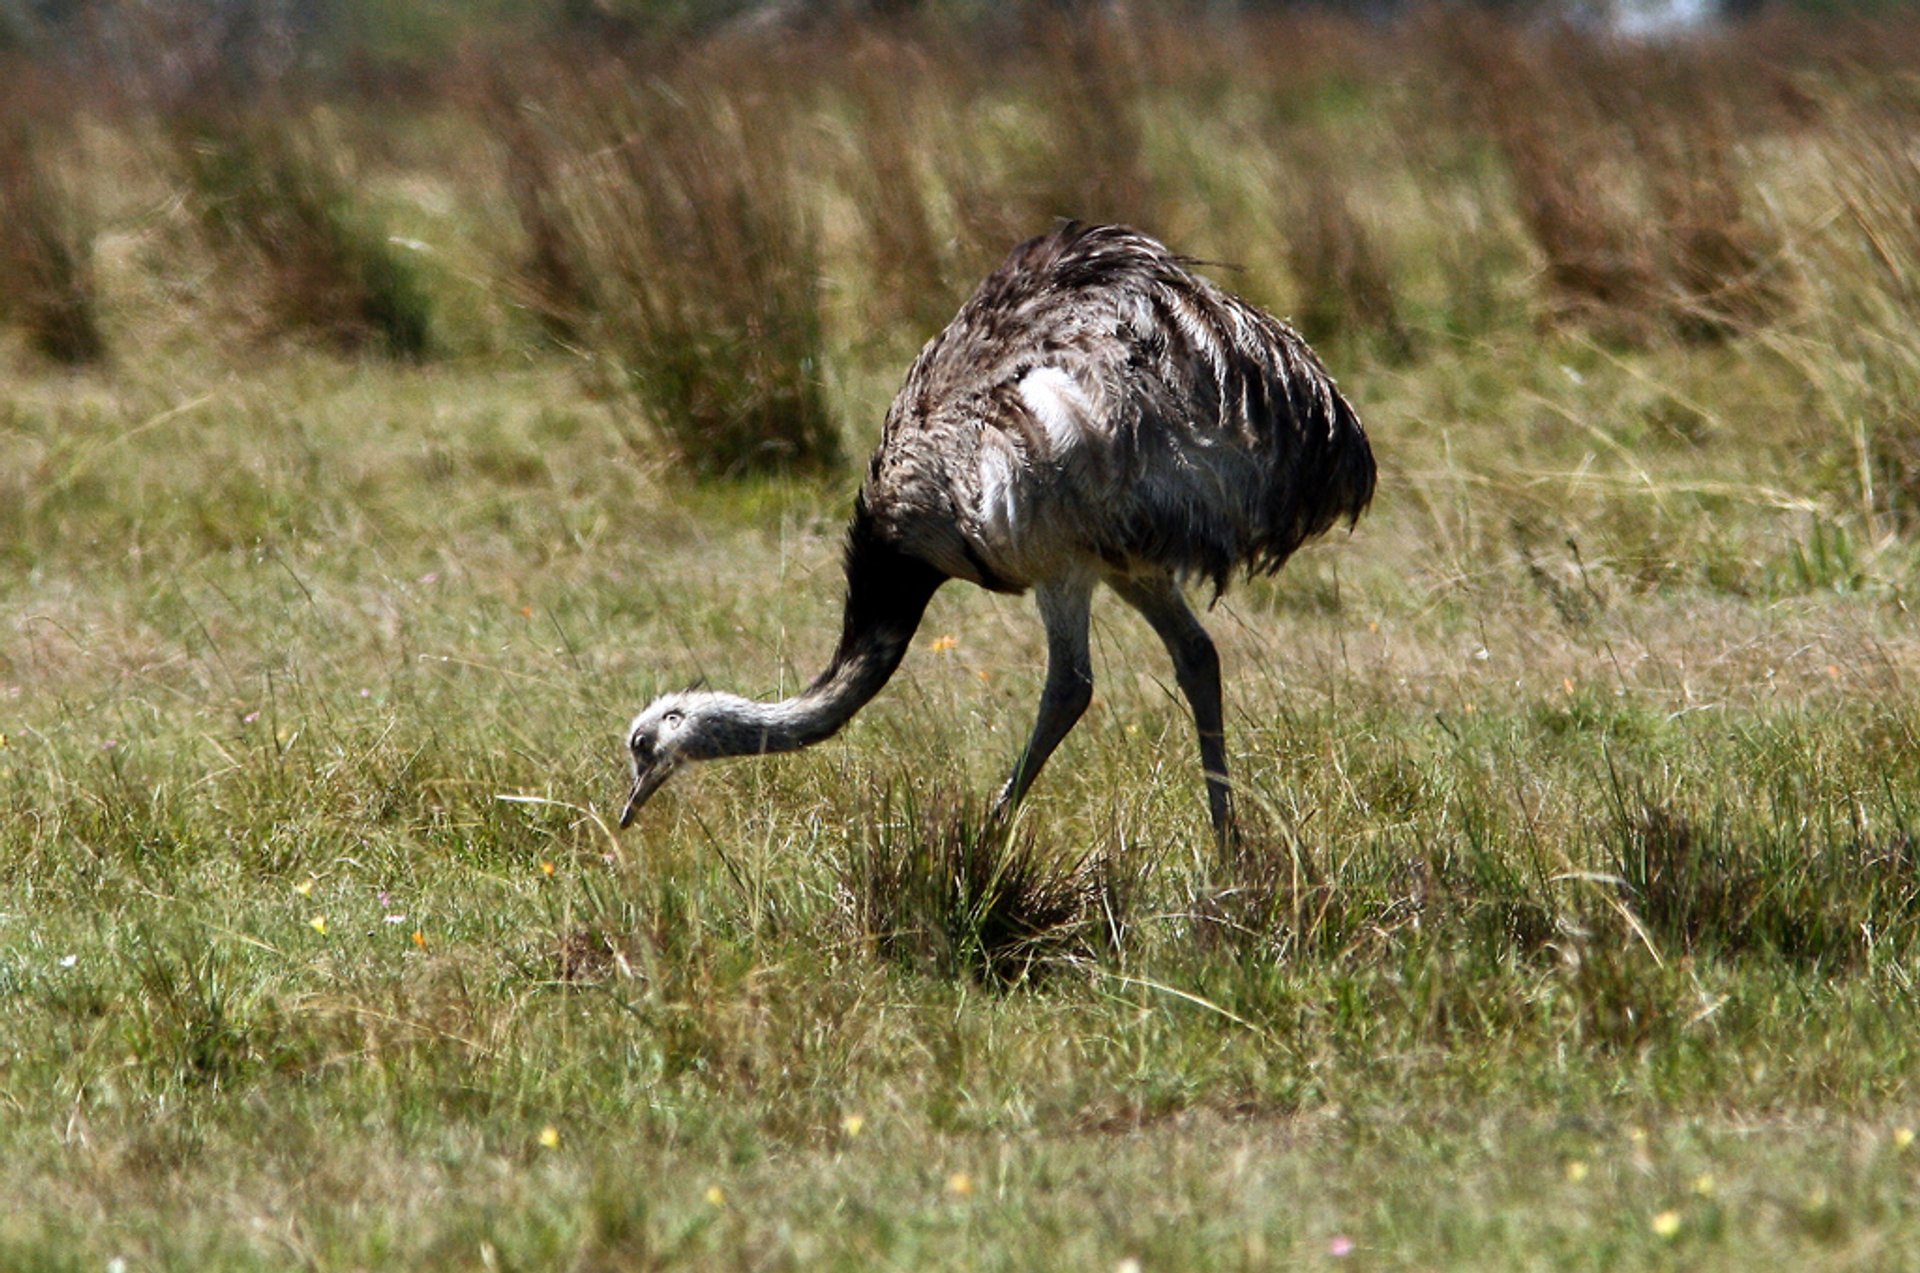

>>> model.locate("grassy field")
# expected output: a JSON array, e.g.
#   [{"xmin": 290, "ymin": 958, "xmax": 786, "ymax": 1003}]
[{"xmin": 6, "ymin": 9, "xmax": 1920, "ymax": 1269}]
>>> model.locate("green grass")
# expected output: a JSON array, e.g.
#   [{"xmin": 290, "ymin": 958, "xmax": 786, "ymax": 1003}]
[
  {"xmin": 6, "ymin": 15, "xmax": 1920, "ymax": 1269},
  {"xmin": 5, "ymin": 339, "xmax": 1919, "ymax": 1268}
]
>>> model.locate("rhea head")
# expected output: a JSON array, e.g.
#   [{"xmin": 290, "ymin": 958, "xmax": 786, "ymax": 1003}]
[
  {"xmin": 619, "ymin": 691, "xmax": 701, "ymax": 827},
  {"xmin": 618, "ymin": 688, "xmax": 768, "ymax": 827}
]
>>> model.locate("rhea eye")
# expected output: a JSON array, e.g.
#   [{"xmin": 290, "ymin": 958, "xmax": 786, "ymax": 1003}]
[{"xmin": 663, "ymin": 711, "xmax": 685, "ymax": 730}]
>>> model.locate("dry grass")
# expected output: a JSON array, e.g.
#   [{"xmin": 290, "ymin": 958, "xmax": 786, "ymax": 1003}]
[
  {"xmin": 1443, "ymin": 20, "xmax": 1790, "ymax": 344},
  {"xmin": 483, "ymin": 50, "xmax": 841, "ymax": 475},
  {"xmin": 480, "ymin": 63, "xmax": 597, "ymax": 347},
  {"xmin": 831, "ymin": 16, "xmax": 1177, "ymax": 345},
  {"xmin": 1448, "ymin": 21, "xmax": 1665, "ymax": 337},
  {"xmin": 1807, "ymin": 102, "xmax": 1920, "ymax": 531},
  {"xmin": 835, "ymin": 34, "xmax": 974, "ymax": 342},
  {"xmin": 0, "ymin": 68, "xmax": 105, "ymax": 364},
  {"xmin": 1009, "ymin": 15, "xmax": 1170, "ymax": 236},
  {"xmin": 167, "ymin": 98, "xmax": 433, "ymax": 356},
  {"xmin": 1280, "ymin": 152, "xmax": 1411, "ymax": 357}
]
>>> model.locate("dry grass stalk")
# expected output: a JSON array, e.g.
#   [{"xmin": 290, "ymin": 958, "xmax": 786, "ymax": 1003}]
[
  {"xmin": 480, "ymin": 63, "xmax": 597, "ymax": 347},
  {"xmin": 0, "ymin": 70, "xmax": 106, "ymax": 365},
  {"xmin": 169, "ymin": 100, "xmax": 433, "ymax": 357},
  {"xmin": 836, "ymin": 33, "xmax": 971, "ymax": 341},
  {"xmin": 525, "ymin": 53, "xmax": 841, "ymax": 476},
  {"xmin": 1280, "ymin": 146, "xmax": 1411, "ymax": 358}
]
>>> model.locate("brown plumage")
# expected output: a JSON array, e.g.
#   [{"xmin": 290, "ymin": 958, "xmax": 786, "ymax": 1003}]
[{"xmin": 621, "ymin": 222, "xmax": 1375, "ymax": 841}]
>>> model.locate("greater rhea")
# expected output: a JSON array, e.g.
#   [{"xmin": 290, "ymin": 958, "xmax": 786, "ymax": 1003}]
[{"xmin": 620, "ymin": 222, "xmax": 1375, "ymax": 841}]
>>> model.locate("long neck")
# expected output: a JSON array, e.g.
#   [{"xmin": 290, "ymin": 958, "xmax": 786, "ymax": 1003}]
[{"xmin": 714, "ymin": 504, "xmax": 946, "ymax": 757}]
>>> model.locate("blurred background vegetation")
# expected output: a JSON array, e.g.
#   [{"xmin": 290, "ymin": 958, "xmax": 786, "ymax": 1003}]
[{"xmin": 5, "ymin": 0, "xmax": 1920, "ymax": 487}]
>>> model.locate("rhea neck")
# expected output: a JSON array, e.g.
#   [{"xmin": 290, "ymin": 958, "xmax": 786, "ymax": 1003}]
[{"xmin": 700, "ymin": 506, "xmax": 947, "ymax": 758}]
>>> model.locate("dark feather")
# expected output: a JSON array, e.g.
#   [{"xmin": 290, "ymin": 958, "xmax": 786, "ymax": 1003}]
[{"xmin": 863, "ymin": 221, "xmax": 1375, "ymax": 595}]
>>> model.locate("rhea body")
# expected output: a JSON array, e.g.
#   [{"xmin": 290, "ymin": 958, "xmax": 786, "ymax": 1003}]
[{"xmin": 621, "ymin": 222, "xmax": 1376, "ymax": 839}]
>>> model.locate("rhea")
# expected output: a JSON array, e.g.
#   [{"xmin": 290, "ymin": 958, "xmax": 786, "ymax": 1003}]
[{"xmin": 619, "ymin": 222, "xmax": 1375, "ymax": 842}]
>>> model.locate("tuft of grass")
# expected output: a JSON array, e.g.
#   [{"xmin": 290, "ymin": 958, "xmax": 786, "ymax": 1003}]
[
  {"xmin": 170, "ymin": 101, "xmax": 433, "ymax": 357},
  {"xmin": 1448, "ymin": 21, "xmax": 1662, "ymax": 338},
  {"xmin": 495, "ymin": 53, "xmax": 841, "ymax": 477},
  {"xmin": 125, "ymin": 930, "xmax": 289, "ymax": 1091},
  {"xmin": 1446, "ymin": 21, "xmax": 1783, "ymax": 344},
  {"xmin": 0, "ymin": 84, "xmax": 105, "ymax": 364},
  {"xmin": 836, "ymin": 36, "xmax": 976, "ymax": 343},
  {"xmin": 1189, "ymin": 816, "xmax": 1332, "ymax": 964},
  {"xmin": 1280, "ymin": 153, "xmax": 1411, "ymax": 359},
  {"xmin": 1640, "ymin": 113, "xmax": 1782, "ymax": 341},
  {"xmin": 1011, "ymin": 15, "xmax": 1169, "ymax": 234},
  {"xmin": 1610, "ymin": 787, "xmax": 1920, "ymax": 967},
  {"xmin": 844, "ymin": 788, "xmax": 1112, "ymax": 985},
  {"xmin": 1791, "ymin": 101, "xmax": 1920, "ymax": 533},
  {"xmin": 478, "ymin": 64, "xmax": 597, "ymax": 347},
  {"xmin": 1582, "ymin": 39, "xmax": 1786, "ymax": 342}
]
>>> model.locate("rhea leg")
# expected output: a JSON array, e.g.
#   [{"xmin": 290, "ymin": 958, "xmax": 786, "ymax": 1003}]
[
  {"xmin": 994, "ymin": 575, "xmax": 1095, "ymax": 816},
  {"xmin": 1109, "ymin": 575, "xmax": 1236, "ymax": 843}
]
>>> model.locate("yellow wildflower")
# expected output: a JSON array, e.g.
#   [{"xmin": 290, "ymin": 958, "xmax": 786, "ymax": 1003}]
[
  {"xmin": 840, "ymin": 1113, "xmax": 865, "ymax": 1138},
  {"xmin": 945, "ymin": 1172, "xmax": 974, "ymax": 1198},
  {"xmin": 1651, "ymin": 1211, "xmax": 1681, "ymax": 1239},
  {"xmin": 538, "ymin": 1125, "xmax": 560, "ymax": 1149},
  {"xmin": 308, "ymin": 916, "xmax": 327, "ymax": 935}
]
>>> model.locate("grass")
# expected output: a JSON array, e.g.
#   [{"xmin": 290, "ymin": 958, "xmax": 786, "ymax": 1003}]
[
  {"xmin": 846, "ymin": 787, "xmax": 1123, "ymax": 984},
  {"xmin": 483, "ymin": 51, "xmax": 842, "ymax": 475},
  {"xmin": 5, "ymin": 8, "xmax": 1920, "ymax": 1269},
  {"xmin": 0, "ymin": 68, "xmax": 105, "ymax": 365},
  {"xmin": 169, "ymin": 101, "xmax": 435, "ymax": 358}
]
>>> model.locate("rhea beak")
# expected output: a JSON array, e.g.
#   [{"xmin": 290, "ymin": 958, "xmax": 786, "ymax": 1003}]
[{"xmin": 618, "ymin": 759, "xmax": 674, "ymax": 829}]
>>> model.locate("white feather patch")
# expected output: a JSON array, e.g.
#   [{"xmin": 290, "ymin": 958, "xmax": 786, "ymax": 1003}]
[
  {"xmin": 977, "ymin": 442, "xmax": 1017, "ymax": 536},
  {"xmin": 1017, "ymin": 366, "xmax": 1093, "ymax": 453}
]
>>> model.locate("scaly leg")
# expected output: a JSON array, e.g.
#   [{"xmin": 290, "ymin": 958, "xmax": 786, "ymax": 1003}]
[
  {"xmin": 1109, "ymin": 575, "xmax": 1236, "ymax": 844},
  {"xmin": 994, "ymin": 575, "xmax": 1095, "ymax": 816}
]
